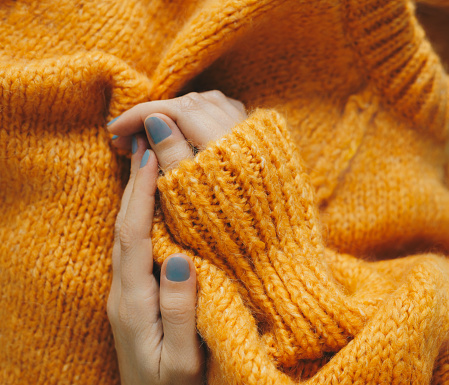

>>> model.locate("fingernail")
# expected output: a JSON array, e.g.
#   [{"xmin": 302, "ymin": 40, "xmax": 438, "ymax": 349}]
[
  {"xmin": 132, "ymin": 136, "xmax": 138, "ymax": 154},
  {"xmin": 145, "ymin": 117, "xmax": 172, "ymax": 144},
  {"xmin": 166, "ymin": 257, "xmax": 190, "ymax": 282},
  {"xmin": 112, "ymin": 135, "xmax": 119, "ymax": 140},
  {"xmin": 140, "ymin": 149, "xmax": 150, "ymax": 168},
  {"xmin": 107, "ymin": 116, "xmax": 120, "ymax": 126}
]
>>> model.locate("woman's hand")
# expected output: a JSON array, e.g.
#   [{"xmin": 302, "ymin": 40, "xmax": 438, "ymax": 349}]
[
  {"xmin": 107, "ymin": 91, "xmax": 247, "ymax": 385},
  {"xmin": 107, "ymin": 138, "xmax": 205, "ymax": 385},
  {"xmin": 107, "ymin": 90, "xmax": 247, "ymax": 172}
]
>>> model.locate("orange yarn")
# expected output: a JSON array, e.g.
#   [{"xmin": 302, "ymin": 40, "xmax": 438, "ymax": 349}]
[{"xmin": 1, "ymin": 0, "xmax": 448, "ymax": 384}]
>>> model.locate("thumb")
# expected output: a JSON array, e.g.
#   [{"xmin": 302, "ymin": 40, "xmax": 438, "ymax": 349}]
[{"xmin": 159, "ymin": 254, "xmax": 204, "ymax": 384}]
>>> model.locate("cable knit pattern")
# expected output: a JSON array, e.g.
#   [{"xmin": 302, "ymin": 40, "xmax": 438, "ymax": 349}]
[{"xmin": 1, "ymin": 0, "xmax": 449, "ymax": 384}]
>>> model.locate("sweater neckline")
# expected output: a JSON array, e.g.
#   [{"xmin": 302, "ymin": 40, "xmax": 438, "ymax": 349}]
[{"xmin": 342, "ymin": 0, "xmax": 449, "ymax": 141}]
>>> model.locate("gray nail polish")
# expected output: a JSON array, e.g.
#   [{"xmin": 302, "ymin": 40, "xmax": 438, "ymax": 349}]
[
  {"xmin": 107, "ymin": 116, "xmax": 120, "ymax": 126},
  {"xmin": 140, "ymin": 149, "xmax": 150, "ymax": 168},
  {"xmin": 145, "ymin": 117, "xmax": 172, "ymax": 144},
  {"xmin": 132, "ymin": 136, "xmax": 138, "ymax": 154},
  {"xmin": 166, "ymin": 257, "xmax": 190, "ymax": 282}
]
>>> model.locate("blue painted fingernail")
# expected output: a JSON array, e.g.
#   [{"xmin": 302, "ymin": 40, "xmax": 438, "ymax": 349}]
[
  {"xmin": 132, "ymin": 136, "xmax": 138, "ymax": 154},
  {"xmin": 112, "ymin": 135, "xmax": 119, "ymax": 140},
  {"xmin": 107, "ymin": 116, "xmax": 120, "ymax": 126},
  {"xmin": 145, "ymin": 117, "xmax": 172, "ymax": 144},
  {"xmin": 166, "ymin": 257, "xmax": 190, "ymax": 282},
  {"xmin": 140, "ymin": 149, "xmax": 150, "ymax": 168}
]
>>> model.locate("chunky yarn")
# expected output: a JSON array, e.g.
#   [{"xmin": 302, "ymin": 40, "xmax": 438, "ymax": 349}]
[{"xmin": 1, "ymin": 0, "xmax": 448, "ymax": 384}]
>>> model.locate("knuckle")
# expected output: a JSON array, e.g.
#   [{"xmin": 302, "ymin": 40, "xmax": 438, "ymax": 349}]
[
  {"xmin": 162, "ymin": 154, "xmax": 181, "ymax": 171},
  {"xmin": 230, "ymin": 99, "xmax": 247, "ymax": 117},
  {"xmin": 160, "ymin": 143, "xmax": 191, "ymax": 171},
  {"xmin": 119, "ymin": 220, "xmax": 135, "ymax": 253},
  {"xmin": 163, "ymin": 158, "xmax": 179, "ymax": 172},
  {"xmin": 178, "ymin": 92, "xmax": 204, "ymax": 112},
  {"xmin": 234, "ymin": 99, "xmax": 246, "ymax": 112},
  {"xmin": 185, "ymin": 91, "xmax": 203, "ymax": 101},
  {"xmin": 205, "ymin": 89, "xmax": 226, "ymax": 103},
  {"xmin": 160, "ymin": 297, "xmax": 192, "ymax": 325}
]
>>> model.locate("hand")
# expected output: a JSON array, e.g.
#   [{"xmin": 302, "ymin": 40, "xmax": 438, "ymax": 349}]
[
  {"xmin": 107, "ymin": 90, "xmax": 247, "ymax": 172},
  {"xmin": 107, "ymin": 137, "xmax": 205, "ymax": 385},
  {"xmin": 107, "ymin": 91, "xmax": 246, "ymax": 385}
]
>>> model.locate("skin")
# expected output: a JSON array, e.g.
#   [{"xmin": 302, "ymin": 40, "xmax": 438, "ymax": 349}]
[{"xmin": 106, "ymin": 91, "xmax": 247, "ymax": 385}]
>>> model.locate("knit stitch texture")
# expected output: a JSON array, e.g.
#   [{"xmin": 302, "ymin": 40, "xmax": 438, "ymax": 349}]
[{"xmin": 1, "ymin": 0, "xmax": 449, "ymax": 384}]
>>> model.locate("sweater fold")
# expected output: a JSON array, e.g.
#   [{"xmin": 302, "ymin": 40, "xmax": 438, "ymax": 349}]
[{"xmin": 1, "ymin": 0, "xmax": 449, "ymax": 383}]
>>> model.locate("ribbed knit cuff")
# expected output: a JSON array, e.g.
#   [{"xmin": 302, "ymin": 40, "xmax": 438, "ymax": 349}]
[
  {"xmin": 157, "ymin": 108, "xmax": 365, "ymax": 365},
  {"xmin": 344, "ymin": 0, "xmax": 449, "ymax": 140}
]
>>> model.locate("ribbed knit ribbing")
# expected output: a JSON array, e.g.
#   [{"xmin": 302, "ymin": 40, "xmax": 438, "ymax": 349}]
[
  {"xmin": 158, "ymin": 110, "xmax": 367, "ymax": 365},
  {"xmin": 344, "ymin": 0, "xmax": 449, "ymax": 140}
]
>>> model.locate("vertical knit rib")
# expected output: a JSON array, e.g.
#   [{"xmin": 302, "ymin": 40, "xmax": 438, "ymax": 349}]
[{"xmin": 1, "ymin": 0, "xmax": 449, "ymax": 383}]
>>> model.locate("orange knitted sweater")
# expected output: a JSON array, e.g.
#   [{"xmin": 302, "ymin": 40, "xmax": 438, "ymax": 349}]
[{"xmin": 1, "ymin": 0, "xmax": 449, "ymax": 384}]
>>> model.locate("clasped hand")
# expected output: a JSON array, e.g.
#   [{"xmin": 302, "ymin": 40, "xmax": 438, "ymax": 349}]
[{"xmin": 106, "ymin": 91, "xmax": 247, "ymax": 385}]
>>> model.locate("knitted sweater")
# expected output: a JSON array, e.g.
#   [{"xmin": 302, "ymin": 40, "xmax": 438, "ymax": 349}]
[{"xmin": 1, "ymin": 0, "xmax": 449, "ymax": 384}]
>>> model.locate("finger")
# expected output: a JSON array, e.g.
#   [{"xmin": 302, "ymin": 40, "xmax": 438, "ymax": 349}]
[
  {"xmin": 110, "ymin": 134, "xmax": 149, "ymax": 294},
  {"xmin": 119, "ymin": 148, "xmax": 159, "ymax": 293},
  {"xmin": 200, "ymin": 90, "xmax": 247, "ymax": 121},
  {"xmin": 107, "ymin": 92, "xmax": 234, "ymax": 146},
  {"xmin": 113, "ymin": 134, "xmax": 148, "ymax": 244},
  {"xmin": 110, "ymin": 134, "xmax": 133, "ymax": 151},
  {"xmin": 185, "ymin": 91, "xmax": 239, "ymax": 128},
  {"xmin": 159, "ymin": 254, "xmax": 204, "ymax": 385},
  {"xmin": 143, "ymin": 113, "xmax": 194, "ymax": 172},
  {"xmin": 227, "ymin": 98, "xmax": 247, "ymax": 117},
  {"xmin": 111, "ymin": 135, "xmax": 148, "ymax": 264}
]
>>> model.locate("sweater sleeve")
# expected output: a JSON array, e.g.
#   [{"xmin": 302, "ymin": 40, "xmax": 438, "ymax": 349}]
[{"xmin": 156, "ymin": 108, "xmax": 366, "ymax": 366}]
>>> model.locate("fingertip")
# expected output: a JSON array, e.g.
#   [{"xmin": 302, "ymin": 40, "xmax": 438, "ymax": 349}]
[
  {"xmin": 149, "ymin": 149, "xmax": 159, "ymax": 172},
  {"xmin": 143, "ymin": 113, "xmax": 183, "ymax": 144},
  {"xmin": 159, "ymin": 253, "xmax": 200, "ymax": 376},
  {"xmin": 139, "ymin": 148, "xmax": 158, "ymax": 173},
  {"xmin": 107, "ymin": 116, "xmax": 120, "ymax": 127},
  {"xmin": 110, "ymin": 134, "xmax": 132, "ymax": 151},
  {"xmin": 140, "ymin": 149, "xmax": 151, "ymax": 168},
  {"xmin": 134, "ymin": 148, "xmax": 159, "ymax": 198},
  {"xmin": 159, "ymin": 254, "xmax": 197, "ymax": 336},
  {"xmin": 166, "ymin": 256, "xmax": 190, "ymax": 282},
  {"xmin": 131, "ymin": 136, "xmax": 138, "ymax": 154},
  {"xmin": 144, "ymin": 112, "xmax": 177, "ymax": 128},
  {"xmin": 162, "ymin": 254, "xmax": 196, "ymax": 284},
  {"xmin": 129, "ymin": 134, "xmax": 150, "ymax": 171}
]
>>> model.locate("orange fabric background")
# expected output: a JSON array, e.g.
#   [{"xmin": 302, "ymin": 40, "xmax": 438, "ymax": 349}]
[{"xmin": 1, "ymin": 0, "xmax": 449, "ymax": 383}]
